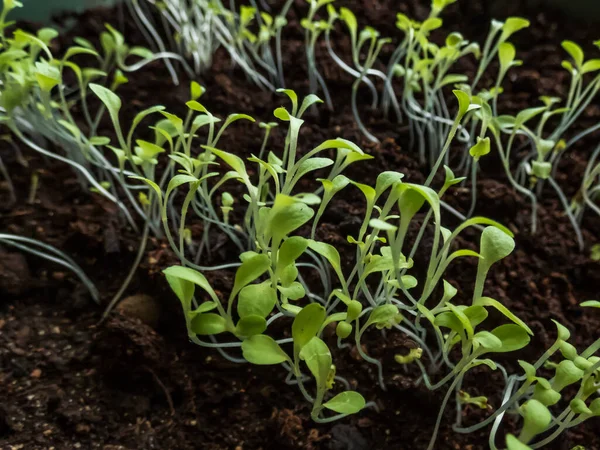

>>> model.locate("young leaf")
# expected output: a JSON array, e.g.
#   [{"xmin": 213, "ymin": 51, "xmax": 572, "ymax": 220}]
[
  {"xmin": 299, "ymin": 336, "xmax": 332, "ymax": 390},
  {"xmin": 474, "ymin": 297, "xmax": 533, "ymax": 335},
  {"xmin": 35, "ymin": 61, "xmax": 60, "ymax": 92},
  {"xmin": 375, "ymin": 171, "xmax": 404, "ymax": 197},
  {"xmin": 278, "ymin": 282, "xmax": 306, "ymax": 300},
  {"xmin": 366, "ymin": 304, "xmax": 401, "ymax": 329},
  {"xmin": 238, "ymin": 281, "xmax": 277, "ymax": 318},
  {"xmin": 90, "ymin": 83, "xmax": 121, "ymax": 123},
  {"xmin": 242, "ymin": 335, "xmax": 291, "ymax": 364},
  {"xmin": 499, "ymin": 17, "xmax": 530, "ymax": 42},
  {"xmin": 207, "ymin": 147, "xmax": 248, "ymax": 178},
  {"xmin": 298, "ymin": 94, "xmax": 324, "ymax": 117},
  {"xmin": 562, "ymin": 40, "xmax": 584, "ymax": 68},
  {"xmin": 89, "ymin": 136, "xmax": 111, "ymax": 146},
  {"xmin": 278, "ymin": 236, "xmax": 309, "ymax": 269},
  {"xmin": 552, "ymin": 360, "xmax": 584, "ymax": 392},
  {"xmin": 190, "ymin": 81, "xmax": 205, "ymax": 100},
  {"xmin": 453, "ymin": 89, "xmax": 479, "ymax": 117},
  {"xmin": 581, "ymin": 300, "xmax": 600, "ymax": 309},
  {"xmin": 276, "ymin": 89, "xmax": 298, "ymax": 115},
  {"xmin": 480, "ymin": 226, "xmax": 515, "ymax": 266},
  {"xmin": 294, "ymin": 158, "xmax": 333, "ymax": 180},
  {"xmin": 498, "ymin": 42, "xmax": 517, "ymax": 73},
  {"xmin": 518, "ymin": 399, "xmax": 551, "ymax": 444},
  {"xmin": 190, "ymin": 313, "xmax": 227, "ymax": 335},
  {"xmin": 490, "ymin": 324, "xmax": 531, "ymax": 353},
  {"xmin": 474, "ymin": 331, "xmax": 503, "ymax": 351},
  {"xmin": 232, "ymin": 254, "xmax": 271, "ymax": 298},
  {"xmin": 469, "ymin": 137, "xmax": 491, "ymax": 160},
  {"xmin": 163, "ymin": 266, "xmax": 220, "ymax": 304},
  {"xmin": 236, "ymin": 315, "xmax": 267, "ymax": 337},
  {"xmin": 322, "ymin": 391, "xmax": 366, "ymax": 414},
  {"xmin": 268, "ymin": 196, "xmax": 314, "ymax": 244},
  {"xmin": 307, "ymin": 240, "xmax": 342, "ymax": 272},
  {"xmin": 292, "ymin": 303, "xmax": 326, "ymax": 355},
  {"xmin": 369, "ymin": 219, "xmax": 398, "ymax": 231},
  {"xmin": 505, "ymin": 435, "xmax": 532, "ymax": 450}
]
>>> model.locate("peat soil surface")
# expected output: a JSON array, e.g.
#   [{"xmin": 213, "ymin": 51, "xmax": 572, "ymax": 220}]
[{"xmin": 1, "ymin": 0, "xmax": 600, "ymax": 449}]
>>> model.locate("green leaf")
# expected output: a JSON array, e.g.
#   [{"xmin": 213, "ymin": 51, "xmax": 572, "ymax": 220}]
[
  {"xmin": 474, "ymin": 297, "xmax": 532, "ymax": 334},
  {"xmin": 499, "ymin": 17, "xmax": 530, "ymax": 42},
  {"xmin": 506, "ymin": 434, "xmax": 532, "ymax": 450},
  {"xmin": 313, "ymin": 138, "xmax": 364, "ymax": 155},
  {"xmin": 278, "ymin": 282, "xmax": 306, "ymax": 300},
  {"xmin": 375, "ymin": 171, "xmax": 404, "ymax": 197},
  {"xmin": 90, "ymin": 83, "xmax": 121, "ymax": 130},
  {"xmin": 207, "ymin": 147, "xmax": 248, "ymax": 178},
  {"xmin": 491, "ymin": 324, "xmax": 531, "ymax": 353},
  {"xmin": 453, "ymin": 89, "xmax": 473, "ymax": 117},
  {"xmin": 570, "ymin": 398, "xmax": 592, "ymax": 415},
  {"xmin": 562, "ymin": 40, "xmax": 584, "ymax": 68},
  {"xmin": 89, "ymin": 136, "xmax": 110, "ymax": 146},
  {"xmin": 299, "ymin": 336, "xmax": 332, "ymax": 390},
  {"xmin": 242, "ymin": 335, "xmax": 291, "ymax": 365},
  {"xmin": 131, "ymin": 106, "xmax": 166, "ymax": 133},
  {"xmin": 369, "ymin": 219, "xmax": 398, "ymax": 231},
  {"xmin": 366, "ymin": 304, "xmax": 401, "ymax": 329},
  {"xmin": 295, "ymin": 158, "xmax": 333, "ymax": 180},
  {"xmin": 292, "ymin": 303, "xmax": 326, "ymax": 356},
  {"xmin": 163, "ymin": 266, "xmax": 220, "ymax": 305},
  {"xmin": 298, "ymin": 94, "xmax": 324, "ymax": 117},
  {"xmin": 434, "ymin": 311, "xmax": 462, "ymax": 334},
  {"xmin": 323, "ymin": 391, "xmax": 366, "ymax": 414},
  {"xmin": 238, "ymin": 281, "xmax": 277, "ymax": 318},
  {"xmin": 35, "ymin": 61, "xmax": 60, "ymax": 92},
  {"xmin": 236, "ymin": 315, "xmax": 267, "ymax": 337},
  {"xmin": 552, "ymin": 360, "xmax": 584, "ymax": 392},
  {"xmin": 515, "ymin": 107, "xmax": 547, "ymax": 128},
  {"xmin": 498, "ymin": 42, "xmax": 516, "ymax": 72},
  {"xmin": 276, "ymin": 89, "xmax": 298, "ymax": 115},
  {"xmin": 64, "ymin": 46, "xmax": 100, "ymax": 61},
  {"xmin": 439, "ymin": 74, "xmax": 468, "ymax": 88},
  {"xmin": 340, "ymin": 7, "xmax": 357, "ymax": 43},
  {"xmin": 518, "ymin": 399, "xmax": 551, "ymax": 444},
  {"xmin": 469, "ymin": 358, "xmax": 498, "ymax": 371},
  {"xmin": 480, "ymin": 226, "xmax": 515, "ymax": 265},
  {"xmin": 190, "ymin": 302, "xmax": 218, "ymax": 315},
  {"xmin": 268, "ymin": 196, "xmax": 314, "ymax": 244},
  {"xmin": 474, "ymin": 331, "xmax": 503, "ymax": 350},
  {"xmin": 518, "ymin": 360, "xmax": 536, "ymax": 381},
  {"xmin": 582, "ymin": 59, "xmax": 600, "ymax": 74},
  {"xmin": 398, "ymin": 187, "xmax": 425, "ymax": 221},
  {"xmin": 278, "ymin": 237, "xmax": 308, "ymax": 269},
  {"xmin": 469, "ymin": 137, "xmax": 491, "ymax": 160},
  {"xmin": 531, "ymin": 161, "xmax": 552, "ymax": 179},
  {"xmin": 190, "ymin": 81, "xmax": 205, "ymax": 100},
  {"xmin": 135, "ymin": 139, "xmax": 164, "ymax": 163},
  {"xmin": 307, "ymin": 240, "xmax": 341, "ymax": 272},
  {"xmin": 581, "ymin": 300, "xmax": 600, "ymax": 309},
  {"xmin": 232, "ymin": 254, "xmax": 271, "ymax": 298},
  {"xmin": 190, "ymin": 313, "xmax": 227, "ymax": 335},
  {"xmin": 464, "ymin": 305, "xmax": 488, "ymax": 328},
  {"xmin": 351, "ymin": 181, "xmax": 377, "ymax": 205}
]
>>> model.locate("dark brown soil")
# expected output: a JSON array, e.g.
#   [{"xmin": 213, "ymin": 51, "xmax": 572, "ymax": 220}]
[{"xmin": 1, "ymin": 1, "xmax": 600, "ymax": 449}]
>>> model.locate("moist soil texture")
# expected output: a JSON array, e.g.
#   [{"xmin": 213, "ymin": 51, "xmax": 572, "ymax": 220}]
[{"xmin": 1, "ymin": 1, "xmax": 600, "ymax": 449}]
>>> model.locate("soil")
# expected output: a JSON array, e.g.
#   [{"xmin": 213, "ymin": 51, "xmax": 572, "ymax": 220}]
[{"xmin": 1, "ymin": 1, "xmax": 600, "ymax": 449}]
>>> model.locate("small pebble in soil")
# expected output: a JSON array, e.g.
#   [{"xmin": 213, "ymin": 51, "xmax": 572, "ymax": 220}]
[{"xmin": 116, "ymin": 294, "xmax": 161, "ymax": 329}]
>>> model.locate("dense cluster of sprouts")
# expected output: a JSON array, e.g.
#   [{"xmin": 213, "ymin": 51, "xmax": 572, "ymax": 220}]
[
  {"xmin": 130, "ymin": 0, "xmax": 600, "ymax": 247},
  {"xmin": 1, "ymin": 0, "xmax": 599, "ymax": 449}
]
